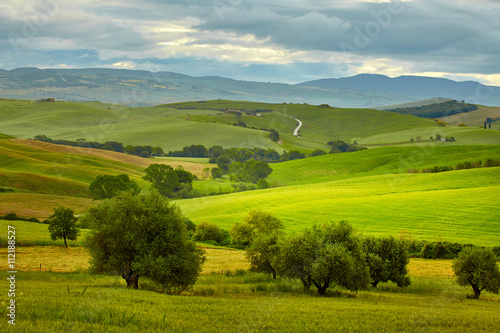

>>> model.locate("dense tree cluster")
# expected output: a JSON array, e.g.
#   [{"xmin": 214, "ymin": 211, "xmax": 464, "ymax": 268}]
[
  {"xmin": 143, "ymin": 164, "xmax": 198, "ymax": 198},
  {"xmin": 229, "ymin": 212, "xmax": 411, "ymax": 295},
  {"xmin": 32, "ymin": 135, "xmax": 164, "ymax": 158},
  {"xmin": 327, "ymin": 139, "xmax": 367, "ymax": 154},
  {"xmin": 387, "ymin": 100, "xmax": 478, "ymax": 118},
  {"xmin": 88, "ymin": 174, "xmax": 140, "ymax": 200}
]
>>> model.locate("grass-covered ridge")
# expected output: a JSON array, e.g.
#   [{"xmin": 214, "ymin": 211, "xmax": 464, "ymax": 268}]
[{"xmin": 2, "ymin": 98, "xmax": 499, "ymax": 155}]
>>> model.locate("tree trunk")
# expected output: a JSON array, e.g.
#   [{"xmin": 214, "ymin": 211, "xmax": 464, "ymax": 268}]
[
  {"xmin": 313, "ymin": 281, "xmax": 329, "ymax": 296},
  {"xmin": 471, "ymin": 283, "xmax": 481, "ymax": 299},
  {"xmin": 64, "ymin": 237, "xmax": 68, "ymax": 248},
  {"xmin": 272, "ymin": 271, "xmax": 277, "ymax": 279},
  {"xmin": 371, "ymin": 281, "xmax": 379, "ymax": 288},
  {"xmin": 122, "ymin": 267, "xmax": 139, "ymax": 289},
  {"xmin": 300, "ymin": 277, "xmax": 312, "ymax": 292}
]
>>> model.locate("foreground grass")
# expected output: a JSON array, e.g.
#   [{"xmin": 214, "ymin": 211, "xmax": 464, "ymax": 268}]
[{"xmin": 1, "ymin": 270, "xmax": 498, "ymax": 332}]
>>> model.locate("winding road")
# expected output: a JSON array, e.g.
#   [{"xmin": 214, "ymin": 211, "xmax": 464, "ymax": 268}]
[
  {"xmin": 293, "ymin": 117, "xmax": 303, "ymax": 137},
  {"xmin": 280, "ymin": 112, "xmax": 303, "ymax": 137}
]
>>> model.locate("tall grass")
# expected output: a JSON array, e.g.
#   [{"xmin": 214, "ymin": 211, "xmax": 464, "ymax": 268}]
[{"xmin": 2, "ymin": 270, "xmax": 499, "ymax": 332}]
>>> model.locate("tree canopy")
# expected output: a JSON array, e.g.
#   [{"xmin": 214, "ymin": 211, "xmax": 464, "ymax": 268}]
[
  {"xmin": 452, "ymin": 247, "xmax": 500, "ymax": 299},
  {"xmin": 142, "ymin": 164, "xmax": 196, "ymax": 198},
  {"xmin": 88, "ymin": 174, "xmax": 140, "ymax": 200},
  {"xmin": 231, "ymin": 210, "xmax": 284, "ymax": 278},
  {"xmin": 363, "ymin": 236, "xmax": 411, "ymax": 287},
  {"xmin": 83, "ymin": 191, "xmax": 205, "ymax": 292},
  {"xmin": 274, "ymin": 221, "xmax": 369, "ymax": 295},
  {"xmin": 47, "ymin": 207, "xmax": 80, "ymax": 248}
]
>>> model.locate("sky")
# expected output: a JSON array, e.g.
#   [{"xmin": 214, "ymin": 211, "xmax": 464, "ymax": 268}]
[{"xmin": 1, "ymin": 0, "xmax": 499, "ymax": 85}]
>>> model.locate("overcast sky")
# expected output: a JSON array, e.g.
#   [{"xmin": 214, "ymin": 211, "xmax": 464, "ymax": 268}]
[{"xmin": 1, "ymin": 0, "xmax": 499, "ymax": 85}]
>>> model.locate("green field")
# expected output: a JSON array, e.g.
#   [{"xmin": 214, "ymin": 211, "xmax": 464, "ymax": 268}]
[
  {"xmin": 2, "ymin": 99, "xmax": 499, "ymax": 154},
  {"xmin": 1, "ymin": 270, "xmax": 499, "ymax": 332}
]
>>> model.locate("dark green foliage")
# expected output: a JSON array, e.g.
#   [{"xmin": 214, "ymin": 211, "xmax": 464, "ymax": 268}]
[
  {"xmin": 168, "ymin": 144, "xmax": 208, "ymax": 158},
  {"xmin": 88, "ymin": 174, "xmax": 140, "ymax": 200},
  {"xmin": 409, "ymin": 158, "xmax": 500, "ymax": 174},
  {"xmin": 32, "ymin": 135, "xmax": 164, "ymax": 157},
  {"xmin": 453, "ymin": 247, "xmax": 500, "ymax": 299},
  {"xmin": 363, "ymin": 236, "xmax": 411, "ymax": 287},
  {"xmin": 208, "ymin": 145, "xmax": 224, "ymax": 161},
  {"xmin": 279, "ymin": 150, "xmax": 306, "ymax": 161},
  {"xmin": 231, "ymin": 182, "xmax": 258, "ymax": 192},
  {"xmin": 47, "ymin": 207, "xmax": 80, "ymax": 248},
  {"xmin": 269, "ymin": 129, "xmax": 280, "ymax": 142},
  {"xmin": 231, "ymin": 210, "xmax": 284, "ymax": 278},
  {"xmin": 143, "ymin": 164, "xmax": 179, "ymax": 197},
  {"xmin": 143, "ymin": 164, "xmax": 197, "ymax": 198},
  {"xmin": 230, "ymin": 160, "xmax": 273, "ymax": 184},
  {"xmin": 183, "ymin": 217, "xmax": 197, "ymax": 234},
  {"xmin": 327, "ymin": 139, "xmax": 366, "ymax": 154},
  {"xmin": 83, "ymin": 192, "xmax": 205, "ymax": 293},
  {"xmin": 309, "ymin": 149, "xmax": 327, "ymax": 157},
  {"xmin": 274, "ymin": 221, "xmax": 370, "ymax": 295},
  {"xmin": 419, "ymin": 241, "xmax": 473, "ymax": 259},
  {"xmin": 211, "ymin": 167, "xmax": 222, "ymax": 179},
  {"xmin": 257, "ymin": 178, "xmax": 269, "ymax": 189},
  {"xmin": 193, "ymin": 222, "xmax": 225, "ymax": 243},
  {"xmin": 327, "ymin": 139, "xmax": 350, "ymax": 153},
  {"xmin": 387, "ymin": 100, "xmax": 478, "ymax": 118},
  {"xmin": 3, "ymin": 212, "xmax": 19, "ymax": 220},
  {"xmin": 216, "ymin": 155, "xmax": 231, "ymax": 174}
]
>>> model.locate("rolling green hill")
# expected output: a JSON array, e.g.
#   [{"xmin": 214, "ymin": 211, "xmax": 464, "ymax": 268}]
[
  {"xmin": 177, "ymin": 166, "xmax": 500, "ymax": 246},
  {"xmin": 175, "ymin": 145, "xmax": 500, "ymax": 246},
  {"xmin": 2, "ymin": 99, "xmax": 500, "ymax": 155},
  {"xmin": 438, "ymin": 105, "xmax": 500, "ymax": 128}
]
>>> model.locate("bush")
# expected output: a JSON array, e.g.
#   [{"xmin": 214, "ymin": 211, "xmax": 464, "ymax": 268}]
[{"xmin": 193, "ymin": 222, "xmax": 225, "ymax": 243}]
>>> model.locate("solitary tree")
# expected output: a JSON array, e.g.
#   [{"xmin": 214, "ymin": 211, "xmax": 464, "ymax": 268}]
[
  {"xmin": 83, "ymin": 191, "xmax": 205, "ymax": 292},
  {"xmin": 89, "ymin": 174, "xmax": 140, "ymax": 200},
  {"xmin": 47, "ymin": 207, "xmax": 80, "ymax": 248},
  {"xmin": 363, "ymin": 236, "xmax": 411, "ymax": 288},
  {"xmin": 452, "ymin": 247, "xmax": 500, "ymax": 299}
]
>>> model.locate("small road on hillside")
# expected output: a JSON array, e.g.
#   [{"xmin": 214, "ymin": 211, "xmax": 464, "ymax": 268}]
[
  {"xmin": 293, "ymin": 117, "xmax": 303, "ymax": 137},
  {"xmin": 280, "ymin": 112, "xmax": 303, "ymax": 137}
]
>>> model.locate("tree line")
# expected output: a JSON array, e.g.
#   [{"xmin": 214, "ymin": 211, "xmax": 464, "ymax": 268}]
[
  {"xmin": 387, "ymin": 100, "xmax": 478, "ymax": 118},
  {"xmin": 407, "ymin": 158, "xmax": 500, "ymax": 174},
  {"xmin": 32, "ymin": 135, "xmax": 164, "ymax": 158}
]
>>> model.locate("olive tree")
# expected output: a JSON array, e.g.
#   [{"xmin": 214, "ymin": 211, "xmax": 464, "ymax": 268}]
[
  {"xmin": 231, "ymin": 210, "xmax": 284, "ymax": 278},
  {"xmin": 47, "ymin": 207, "xmax": 80, "ymax": 248},
  {"xmin": 363, "ymin": 236, "xmax": 411, "ymax": 288},
  {"xmin": 83, "ymin": 191, "xmax": 205, "ymax": 293},
  {"xmin": 452, "ymin": 247, "xmax": 500, "ymax": 299},
  {"xmin": 274, "ymin": 221, "xmax": 369, "ymax": 295}
]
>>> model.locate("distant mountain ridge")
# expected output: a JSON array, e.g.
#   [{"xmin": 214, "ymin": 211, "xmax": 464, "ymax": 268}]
[
  {"xmin": 0, "ymin": 67, "xmax": 499, "ymax": 107},
  {"xmin": 298, "ymin": 74, "xmax": 500, "ymax": 106}
]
